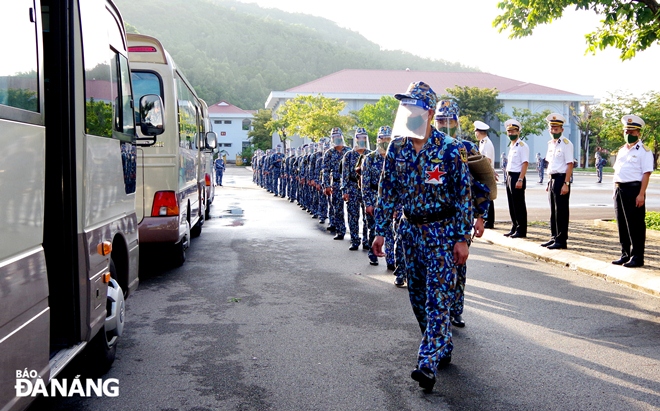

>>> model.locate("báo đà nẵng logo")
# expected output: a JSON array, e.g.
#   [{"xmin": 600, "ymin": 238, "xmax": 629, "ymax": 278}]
[{"xmin": 15, "ymin": 369, "xmax": 119, "ymax": 397}]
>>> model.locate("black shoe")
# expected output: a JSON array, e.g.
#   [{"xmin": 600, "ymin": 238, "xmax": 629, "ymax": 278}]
[
  {"xmin": 311, "ymin": 215, "xmax": 317, "ymax": 219},
  {"xmin": 387, "ymin": 264, "xmax": 396, "ymax": 271},
  {"xmin": 623, "ymin": 259, "xmax": 644, "ymax": 268},
  {"xmin": 319, "ymin": 220, "xmax": 325, "ymax": 224},
  {"xmin": 546, "ymin": 242, "xmax": 567, "ymax": 250},
  {"xmin": 540, "ymin": 239, "xmax": 555, "ymax": 247},
  {"xmin": 450, "ymin": 314, "xmax": 465, "ymax": 328},
  {"xmin": 612, "ymin": 256, "xmax": 630, "ymax": 265},
  {"xmin": 327, "ymin": 226, "xmax": 336, "ymax": 232},
  {"xmin": 411, "ymin": 367, "xmax": 435, "ymax": 391},
  {"xmin": 510, "ymin": 232, "xmax": 526, "ymax": 238},
  {"xmin": 333, "ymin": 234, "xmax": 344, "ymax": 240},
  {"xmin": 394, "ymin": 277, "xmax": 406, "ymax": 287},
  {"xmin": 349, "ymin": 244, "xmax": 358, "ymax": 250},
  {"xmin": 362, "ymin": 244, "xmax": 370, "ymax": 250},
  {"xmin": 369, "ymin": 255, "xmax": 379, "ymax": 266},
  {"xmin": 503, "ymin": 230, "xmax": 515, "ymax": 237},
  {"xmin": 438, "ymin": 355, "xmax": 452, "ymax": 368}
]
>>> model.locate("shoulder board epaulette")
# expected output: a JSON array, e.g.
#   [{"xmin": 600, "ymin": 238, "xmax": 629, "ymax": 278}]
[
  {"xmin": 642, "ymin": 144, "xmax": 651, "ymax": 152},
  {"xmin": 519, "ymin": 141, "xmax": 525, "ymax": 147},
  {"xmin": 459, "ymin": 146, "xmax": 468, "ymax": 163},
  {"xmin": 562, "ymin": 138, "xmax": 570, "ymax": 144}
]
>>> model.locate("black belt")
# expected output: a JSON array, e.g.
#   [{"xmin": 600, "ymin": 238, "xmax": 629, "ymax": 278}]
[
  {"xmin": 403, "ymin": 208, "xmax": 456, "ymax": 225},
  {"xmin": 550, "ymin": 173, "xmax": 566, "ymax": 179},
  {"xmin": 615, "ymin": 181, "xmax": 641, "ymax": 188},
  {"xmin": 349, "ymin": 175, "xmax": 358, "ymax": 183},
  {"xmin": 370, "ymin": 183, "xmax": 378, "ymax": 190}
]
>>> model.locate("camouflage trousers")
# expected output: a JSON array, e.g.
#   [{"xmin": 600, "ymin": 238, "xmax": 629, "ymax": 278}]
[
  {"xmin": 401, "ymin": 218, "xmax": 459, "ymax": 374},
  {"xmin": 345, "ymin": 184, "xmax": 368, "ymax": 246},
  {"xmin": 328, "ymin": 184, "xmax": 345, "ymax": 234}
]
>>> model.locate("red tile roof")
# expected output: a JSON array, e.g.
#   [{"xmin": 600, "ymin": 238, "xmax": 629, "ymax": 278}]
[
  {"xmin": 285, "ymin": 69, "xmax": 579, "ymax": 96},
  {"xmin": 208, "ymin": 100, "xmax": 252, "ymax": 115}
]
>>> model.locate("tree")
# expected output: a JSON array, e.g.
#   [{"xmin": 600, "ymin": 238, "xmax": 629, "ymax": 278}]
[
  {"xmin": 497, "ymin": 107, "xmax": 551, "ymax": 140},
  {"xmin": 350, "ymin": 96, "xmax": 398, "ymax": 146},
  {"xmin": 493, "ymin": 1, "xmax": 660, "ymax": 60},
  {"xmin": 248, "ymin": 109, "xmax": 275, "ymax": 150},
  {"xmin": 597, "ymin": 92, "xmax": 643, "ymax": 154},
  {"xmin": 272, "ymin": 94, "xmax": 351, "ymax": 143},
  {"xmin": 441, "ymin": 86, "xmax": 503, "ymax": 139},
  {"xmin": 571, "ymin": 103, "xmax": 605, "ymax": 167},
  {"xmin": 639, "ymin": 91, "xmax": 660, "ymax": 169}
]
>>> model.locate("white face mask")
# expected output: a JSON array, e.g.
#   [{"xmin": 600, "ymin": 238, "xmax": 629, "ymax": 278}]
[{"xmin": 391, "ymin": 99, "xmax": 431, "ymax": 140}]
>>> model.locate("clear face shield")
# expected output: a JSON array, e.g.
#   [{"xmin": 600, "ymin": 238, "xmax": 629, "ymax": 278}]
[
  {"xmin": 391, "ymin": 99, "xmax": 431, "ymax": 140},
  {"xmin": 354, "ymin": 133, "xmax": 370, "ymax": 150},
  {"xmin": 435, "ymin": 117, "xmax": 461, "ymax": 139},
  {"xmin": 331, "ymin": 133, "xmax": 345, "ymax": 147},
  {"xmin": 376, "ymin": 137, "xmax": 391, "ymax": 154}
]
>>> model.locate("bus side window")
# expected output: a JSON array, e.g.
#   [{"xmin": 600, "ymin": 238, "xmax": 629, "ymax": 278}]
[{"xmin": 0, "ymin": 0, "xmax": 40, "ymax": 116}]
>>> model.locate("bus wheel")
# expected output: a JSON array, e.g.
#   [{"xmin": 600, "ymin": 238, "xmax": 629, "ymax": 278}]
[
  {"xmin": 172, "ymin": 236, "xmax": 187, "ymax": 267},
  {"xmin": 86, "ymin": 260, "xmax": 124, "ymax": 375}
]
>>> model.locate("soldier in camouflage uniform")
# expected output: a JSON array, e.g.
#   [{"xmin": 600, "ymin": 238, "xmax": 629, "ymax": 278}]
[
  {"xmin": 434, "ymin": 100, "xmax": 492, "ymax": 329},
  {"xmin": 362, "ymin": 126, "xmax": 396, "ymax": 269},
  {"xmin": 322, "ymin": 128, "xmax": 350, "ymax": 239},
  {"xmin": 271, "ymin": 145, "xmax": 285, "ymax": 197},
  {"xmin": 342, "ymin": 128, "xmax": 371, "ymax": 250},
  {"xmin": 372, "ymin": 81, "xmax": 472, "ymax": 392},
  {"xmin": 316, "ymin": 139, "xmax": 330, "ymax": 224}
]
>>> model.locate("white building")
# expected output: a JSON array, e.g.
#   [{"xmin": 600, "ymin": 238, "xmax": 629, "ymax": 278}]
[
  {"xmin": 208, "ymin": 100, "xmax": 253, "ymax": 163},
  {"xmin": 265, "ymin": 69, "xmax": 594, "ymax": 165}
]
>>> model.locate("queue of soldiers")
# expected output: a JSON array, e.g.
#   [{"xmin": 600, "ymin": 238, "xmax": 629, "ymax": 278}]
[
  {"xmin": 251, "ymin": 81, "xmax": 501, "ymax": 392},
  {"xmin": 250, "ymin": 80, "xmax": 654, "ymax": 392}
]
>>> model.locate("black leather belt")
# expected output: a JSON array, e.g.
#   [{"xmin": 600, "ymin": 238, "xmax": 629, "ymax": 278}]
[
  {"xmin": 550, "ymin": 173, "xmax": 566, "ymax": 179},
  {"xmin": 403, "ymin": 208, "xmax": 456, "ymax": 225},
  {"xmin": 616, "ymin": 181, "xmax": 641, "ymax": 187}
]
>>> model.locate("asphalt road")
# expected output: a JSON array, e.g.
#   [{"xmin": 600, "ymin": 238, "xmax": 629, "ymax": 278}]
[{"xmin": 30, "ymin": 166, "xmax": 660, "ymax": 411}]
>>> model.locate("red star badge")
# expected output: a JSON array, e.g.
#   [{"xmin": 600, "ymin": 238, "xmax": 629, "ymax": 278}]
[{"xmin": 425, "ymin": 165, "xmax": 446, "ymax": 184}]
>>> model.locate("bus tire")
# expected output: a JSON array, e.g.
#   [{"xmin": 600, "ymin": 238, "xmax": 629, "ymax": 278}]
[
  {"xmin": 172, "ymin": 237, "xmax": 186, "ymax": 267},
  {"xmin": 85, "ymin": 260, "xmax": 124, "ymax": 376}
]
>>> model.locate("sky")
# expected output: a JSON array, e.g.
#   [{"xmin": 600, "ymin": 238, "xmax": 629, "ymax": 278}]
[{"xmin": 233, "ymin": 0, "xmax": 659, "ymax": 101}]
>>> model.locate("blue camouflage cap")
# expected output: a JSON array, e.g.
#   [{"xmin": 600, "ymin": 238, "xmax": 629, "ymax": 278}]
[
  {"xmin": 355, "ymin": 127, "xmax": 367, "ymax": 137},
  {"xmin": 394, "ymin": 81, "xmax": 437, "ymax": 111},
  {"xmin": 377, "ymin": 126, "xmax": 392, "ymax": 138},
  {"xmin": 330, "ymin": 127, "xmax": 343, "ymax": 137},
  {"xmin": 435, "ymin": 100, "xmax": 460, "ymax": 120}
]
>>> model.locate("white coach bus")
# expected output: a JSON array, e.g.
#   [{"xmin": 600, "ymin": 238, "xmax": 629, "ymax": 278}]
[
  {"xmin": 199, "ymin": 99, "xmax": 217, "ymax": 219},
  {"xmin": 0, "ymin": 1, "xmax": 163, "ymax": 410},
  {"xmin": 128, "ymin": 33, "xmax": 216, "ymax": 267}
]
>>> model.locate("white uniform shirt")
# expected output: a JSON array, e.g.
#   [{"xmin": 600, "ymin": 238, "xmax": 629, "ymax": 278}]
[
  {"xmin": 613, "ymin": 141, "xmax": 654, "ymax": 183},
  {"xmin": 545, "ymin": 136, "xmax": 574, "ymax": 174},
  {"xmin": 479, "ymin": 136, "xmax": 495, "ymax": 168},
  {"xmin": 507, "ymin": 139, "xmax": 529, "ymax": 173}
]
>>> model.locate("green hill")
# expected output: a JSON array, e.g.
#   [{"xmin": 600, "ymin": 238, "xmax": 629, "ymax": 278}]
[{"xmin": 115, "ymin": 0, "xmax": 476, "ymax": 109}]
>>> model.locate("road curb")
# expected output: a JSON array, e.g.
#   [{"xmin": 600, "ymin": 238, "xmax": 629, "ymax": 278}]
[{"xmin": 478, "ymin": 230, "xmax": 660, "ymax": 297}]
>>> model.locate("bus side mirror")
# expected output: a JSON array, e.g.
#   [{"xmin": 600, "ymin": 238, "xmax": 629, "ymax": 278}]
[
  {"xmin": 205, "ymin": 131, "xmax": 217, "ymax": 151},
  {"xmin": 139, "ymin": 94, "xmax": 165, "ymax": 137}
]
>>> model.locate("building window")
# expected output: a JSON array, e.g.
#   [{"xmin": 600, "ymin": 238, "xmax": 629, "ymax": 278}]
[
  {"xmin": 224, "ymin": 120, "xmax": 232, "ymax": 124},
  {"xmin": 214, "ymin": 120, "xmax": 222, "ymax": 124},
  {"xmin": 223, "ymin": 143, "xmax": 232, "ymax": 147},
  {"xmin": 242, "ymin": 119, "xmax": 251, "ymax": 131}
]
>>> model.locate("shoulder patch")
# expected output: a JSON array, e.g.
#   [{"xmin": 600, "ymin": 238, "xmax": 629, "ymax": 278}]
[
  {"xmin": 459, "ymin": 147, "xmax": 468, "ymax": 163},
  {"xmin": 519, "ymin": 141, "xmax": 525, "ymax": 147},
  {"xmin": 563, "ymin": 138, "xmax": 570, "ymax": 144}
]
